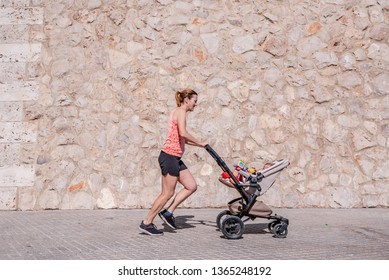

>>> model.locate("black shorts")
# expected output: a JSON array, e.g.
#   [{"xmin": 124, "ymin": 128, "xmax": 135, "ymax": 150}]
[{"xmin": 158, "ymin": 151, "xmax": 187, "ymax": 177}]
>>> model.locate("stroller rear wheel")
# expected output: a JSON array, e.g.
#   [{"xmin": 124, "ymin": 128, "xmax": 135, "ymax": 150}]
[
  {"xmin": 216, "ymin": 210, "xmax": 231, "ymax": 229},
  {"xmin": 221, "ymin": 216, "xmax": 245, "ymax": 239}
]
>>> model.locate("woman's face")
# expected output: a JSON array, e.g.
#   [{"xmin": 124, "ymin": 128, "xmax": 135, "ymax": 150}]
[{"xmin": 186, "ymin": 95, "xmax": 198, "ymax": 111}]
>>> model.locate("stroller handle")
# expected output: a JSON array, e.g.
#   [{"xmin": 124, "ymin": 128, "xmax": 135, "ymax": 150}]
[
  {"xmin": 205, "ymin": 145, "xmax": 224, "ymax": 167},
  {"xmin": 204, "ymin": 145, "xmax": 241, "ymax": 186},
  {"xmin": 204, "ymin": 144, "xmax": 217, "ymax": 159},
  {"xmin": 205, "ymin": 144, "xmax": 251, "ymax": 202}
]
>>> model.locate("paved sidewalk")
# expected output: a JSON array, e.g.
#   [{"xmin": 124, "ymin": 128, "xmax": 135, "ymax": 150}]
[{"xmin": 0, "ymin": 208, "xmax": 388, "ymax": 260}]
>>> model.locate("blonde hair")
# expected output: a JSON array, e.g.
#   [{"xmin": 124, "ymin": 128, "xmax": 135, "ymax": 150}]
[{"xmin": 175, "ymin": 89, "xmax": 198, "ymax": 107}]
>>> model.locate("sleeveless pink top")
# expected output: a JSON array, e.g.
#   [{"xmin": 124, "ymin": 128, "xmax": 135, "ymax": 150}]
[{"xmin": 162, "ymin": 112, "xmax": 185, "ymax": 157}]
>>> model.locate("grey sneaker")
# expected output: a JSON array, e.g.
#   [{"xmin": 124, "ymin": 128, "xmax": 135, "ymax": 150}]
[
  {"xmin": 139, "ymin": 221, "xmax": 163, "ymax": 236},
  {"xmin": 158, "ymin": 209, "xmax": 176, "ymax": 230}
]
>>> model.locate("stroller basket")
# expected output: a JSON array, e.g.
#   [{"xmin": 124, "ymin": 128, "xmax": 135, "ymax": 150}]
[{"xmin": 228, "ymin": 197, "xmax": 273, "ymax": 217}]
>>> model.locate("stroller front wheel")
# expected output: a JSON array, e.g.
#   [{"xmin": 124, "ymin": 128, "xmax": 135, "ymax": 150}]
[
  {"xmin": 221, "ymin": 216, "xmax": 245, "ymax": 239},
  {"xmin": 268, "ymin": 221, "xmax": 278, "ymax": 232}
]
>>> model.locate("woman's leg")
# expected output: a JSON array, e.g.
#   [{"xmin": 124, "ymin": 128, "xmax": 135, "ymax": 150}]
[
  {"xmin": 143, "ymin": 174, "xmax": 178, "ymax": 225},
  {"xmin": 166, "ymin": 169, "xmax": 197, "ymax": 213}
]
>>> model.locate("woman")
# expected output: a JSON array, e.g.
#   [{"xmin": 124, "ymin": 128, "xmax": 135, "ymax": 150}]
[{"xmin": 139, "ymin": 88, "xmax": 208, "ymax": 236}]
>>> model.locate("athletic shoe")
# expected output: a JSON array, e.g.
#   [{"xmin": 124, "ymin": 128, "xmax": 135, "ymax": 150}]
[
  {"xmin": 158, "ymin": 209, "xmax": 177, "ymax": 230},
  {"xmin": 139, "ymin": 221, "xmax": 163, "ymax": 236}
]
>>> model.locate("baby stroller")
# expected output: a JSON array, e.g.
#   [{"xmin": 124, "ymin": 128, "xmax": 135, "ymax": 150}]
[{"xmin": 205, "ymin": 145, "xmax": 290, "ymax": 239}]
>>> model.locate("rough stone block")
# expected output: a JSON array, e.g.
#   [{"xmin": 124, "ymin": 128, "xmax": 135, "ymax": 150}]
[
  {"xmin": 330, "ymin": 187, "xmax": 361, "ymax": 208},
  {"xmin": 0, "ymin": 164, "xmax": 34, "ymax": 187},
  {"xmin": 96, "ymin": 188, "xmax": 117, "ymax": 209},
  {"xmin": 0, "ymin": 122, "xmax": 37, "ymax": 143},
  {"xmin": 0, "ymin": 143, "xmax": 20, "ymax": 165},
  {"xmin": 362, "ymin": 195, "xmax": 379, "ymax": 208},
  {"xmin": 0, "ymin": 0, "xmax": 31, "ymax": 7},
  {"xmin": 37, "ymin": 188, "xmax": 60, "ymax": 210},
  {"xmin": 0, "ymin": 101, "xmax": 23, "ymax": 121},
  {"xmin": 233, "ymin": 35, "xmax": 255, "ymax": 54},
  {"xmin": 0, "ymin": 43, "xmax": 41, "ymax": 62},
  {"xmin": 17, "ymin": 186, "xmax": 35, "ymax": 210},
  {"xmin": 0, "ymin": 25, "xmax": 29, "ymax": 43},
  {"xmin": 373, "ymin": 160, "xmax": 389, "ymax": 180},
  {"xmin": 0, "ymin": 81, "xmax": 39, "ymax": 101},
  {"xmin": 0, "ymin": 187, "xmax": 17, "ymax": 210},
  {"xmin": 62, "ymin": 191, "xmax": 94, "ymax": 210},
  {"xmin": 0, "ymin": 62, "xmax": 25, "ymax": 82},
  {"xmin": 352, "ymin": 128, "xmax": 377, "ymax": 151},
  {"xmin": 0, "ymin": 7, "xmax": 43, "ymax": 25}
]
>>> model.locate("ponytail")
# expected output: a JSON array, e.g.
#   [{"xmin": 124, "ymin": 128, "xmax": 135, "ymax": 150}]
[
  {"xmin": 175, "ymin": 91, "xmax": 183, "ymax": 107},
  {"xmin": 175, "ymin": 89, "xmax": 198, "ymax": 107}
]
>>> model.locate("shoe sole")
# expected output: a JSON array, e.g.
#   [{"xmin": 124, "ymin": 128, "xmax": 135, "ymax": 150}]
[
  {"xmin": 158, "ymin": 213, "xmax": 177, "ymax": 230},
  {"xmin": 138, "ymin": 226, "xmax": 164, "ymax": 236}
]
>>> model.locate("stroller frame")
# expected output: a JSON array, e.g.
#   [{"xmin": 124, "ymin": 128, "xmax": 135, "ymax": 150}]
[{"xmin": 205, "ymin": 145, "xmax": 290, "ymax": 239}]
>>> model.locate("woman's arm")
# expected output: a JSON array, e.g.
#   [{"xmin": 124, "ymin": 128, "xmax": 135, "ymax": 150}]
[
  {"xmin": 176, "ymin": 108, "xmax": 207, "ymax": 147},
  {"xmin": 185, "ymin": 139, "xmax": 204, "ymax": 147}
]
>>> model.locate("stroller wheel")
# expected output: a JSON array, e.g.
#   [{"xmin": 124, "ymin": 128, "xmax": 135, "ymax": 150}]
[
  {"xmin": 268, "ymin": 221, "xmax": 279, "ymax": 232},
  {"xmin": 216, "ymin": 210, "xmax": 231, "ymax": 229},
  {"xmin": 272, "ymin": 223, "xmax": 288, "ymax": 238},
  {"xmin": 221, "ymin": 216, "xmax": 245, "ymax": 239}
]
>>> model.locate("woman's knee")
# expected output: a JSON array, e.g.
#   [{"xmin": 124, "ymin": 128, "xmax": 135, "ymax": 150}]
[
  {"xmin": 161, "ymin": 189, "xmax": 175, "ymax": 199},
  {"xmin": 161, "ymin": 174, "xmax": 178, "ymax": 198},
  {"xmin": 179, "ymin": 170, "xmax": 198, "ymax": 193},
  {"xmin": 186, "ymin": 183, "xmax": 197, "ymax": 193}
]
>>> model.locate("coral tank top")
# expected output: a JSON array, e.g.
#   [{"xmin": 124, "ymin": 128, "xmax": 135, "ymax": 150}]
[{"xmin": 162, "ymin": 111, "xmax": 185, "ymax": 157}]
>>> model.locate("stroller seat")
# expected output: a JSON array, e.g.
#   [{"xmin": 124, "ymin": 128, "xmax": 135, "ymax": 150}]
[{"xmin": 218, "ymin": 158, "xmax": 289, "ymax": 196}]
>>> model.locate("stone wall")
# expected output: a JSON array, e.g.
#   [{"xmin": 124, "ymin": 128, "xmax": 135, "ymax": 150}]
[
  {"xmin": 0, "ymin": 0, "xmax": 388, "ymax": 210},
  {"xmin": 0, "ymin": 0, "xmax": 43, "ymax": 210}
]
